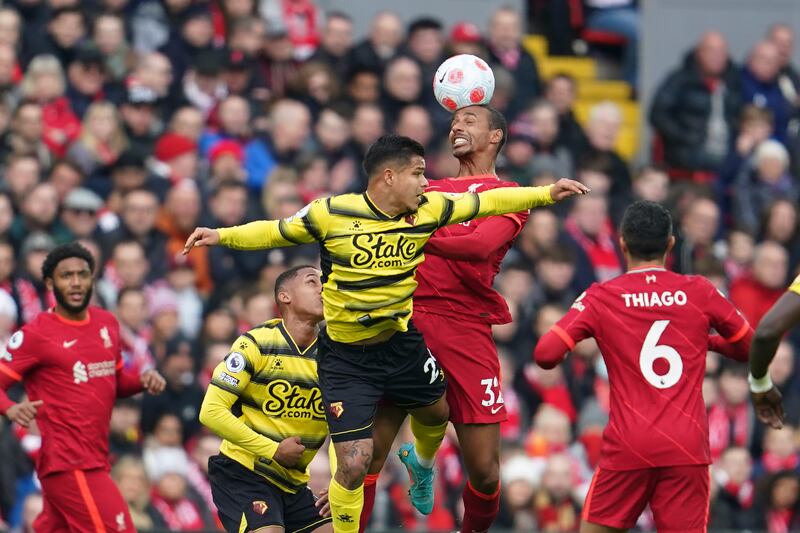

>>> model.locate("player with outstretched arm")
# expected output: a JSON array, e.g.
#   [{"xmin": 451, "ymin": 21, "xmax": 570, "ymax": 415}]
[
  {"xmin": 184, "ymin": 134, "xmax": 588, "ymax": 532},
  {"xmin": 534, "ymin": 201, "xmax": 753, "ymax": 533}
]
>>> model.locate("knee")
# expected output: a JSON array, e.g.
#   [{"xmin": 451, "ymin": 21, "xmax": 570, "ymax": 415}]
[
  {"xmin": 335, "ymin": 441, "xmax": 373, "ymax": 489},
  {"xmin": 416, "ymin": 397, "xmax": 449, "ymax": 426},
  {"xmin": 468, "ymin": 458, "xmax": 500, "ymax": 494}
]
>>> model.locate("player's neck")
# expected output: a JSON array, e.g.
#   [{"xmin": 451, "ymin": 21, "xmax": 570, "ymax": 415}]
[
  {"xmin": 457, "ymin": 155, "xmax": 496, "ymax": 178},
  {"xmin": 282, "ymin": 314, "xmax": 318, "ymax": 351},
  {"xmin": 626, "ymin": 259, "xmax": 666, "ymax": 272},
  {"xmin": 365, "ymin": 187, "xmax": 405, "ymax": 217},
  {"xmin": 54, "ymin": 304, "xmax": 89, "ymax": 322}
]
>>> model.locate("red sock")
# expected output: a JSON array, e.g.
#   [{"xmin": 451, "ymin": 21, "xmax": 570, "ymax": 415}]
[
  {"xmin": 359, "ymin": 473, "xmax": 379, "ymax": 533},
  {"xmin": 460, "ymin": 480, "xmax": 500, "ymax": 533}
]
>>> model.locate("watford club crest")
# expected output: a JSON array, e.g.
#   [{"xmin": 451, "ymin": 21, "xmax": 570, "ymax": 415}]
[
  {"xmin": 252, "ymin": 501, "xmax": 269, "ymax": 515},
  {"xmin": 329, "ymin": 401, "xmax": 345, "ymax": 419},
  {"xmin": 404, "ymin": 214, "xmax": 417, "ymax": 226}
]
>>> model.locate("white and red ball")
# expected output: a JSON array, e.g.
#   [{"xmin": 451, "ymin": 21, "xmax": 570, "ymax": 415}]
[{"xmin": 432, "ymin": 54, "xmax": 495, "ymax": 112}]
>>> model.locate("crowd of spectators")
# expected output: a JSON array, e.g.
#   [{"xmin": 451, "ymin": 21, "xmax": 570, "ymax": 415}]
[{"xmin": 0, "ymin": 0, "xmax": 797, "ymax": 531}]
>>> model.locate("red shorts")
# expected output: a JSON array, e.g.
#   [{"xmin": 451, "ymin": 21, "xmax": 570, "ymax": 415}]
[
  {"xmin": 35, "ymin": 468, "xmax": 135, "ymax": 533},
  {"xmin": 415, "ymin": 312, "xmax": 506, "ymax": 424},
  {"xmin": 583, "ymin": 465, "xmax": 710, "ymax": 532}
]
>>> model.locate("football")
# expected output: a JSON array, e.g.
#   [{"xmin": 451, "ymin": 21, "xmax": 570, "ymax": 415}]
[{"xmin": 433, "ymin": 54, "xmax": 495, "ymax": 112}]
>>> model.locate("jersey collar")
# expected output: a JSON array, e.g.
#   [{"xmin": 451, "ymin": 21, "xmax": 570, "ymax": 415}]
[
  {"xmin": 278, "ymin": 320, "xmax": 318, "ymax": 357},
  {"xmin": 626, "ymin": 266, "xmax": 667, "ymax": 274}
]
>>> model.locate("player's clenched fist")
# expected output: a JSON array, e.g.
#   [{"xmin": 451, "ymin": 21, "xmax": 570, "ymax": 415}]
[
  {"xmin": 183, "ymin": 227, "xmax": 220, "ymax": 254},
  {"xmin": 141, "ymin": 369, "xmax": 166, "ymax": 395},
  {"xmin": 273, "ymin": 436, "xmax": 306, "ymax": 468},
  {"xmin": 549, "ymin": 178, "xmax": 591, "ymax": 201},
  {"xmin": 7, "ymin": 399, "xmax": 43, "ymax": 428}
]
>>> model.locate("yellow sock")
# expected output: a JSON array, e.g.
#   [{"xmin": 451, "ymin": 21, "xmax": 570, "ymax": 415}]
[
  {"xmin": 328, "ymin": 477, "xmax": 363, "ymax": 533},
  {"xmin": 410, "ymin": 417, "xmax": 448, "ymax": 467}
]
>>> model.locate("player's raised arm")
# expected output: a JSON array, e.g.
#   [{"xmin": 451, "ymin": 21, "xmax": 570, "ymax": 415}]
[
  {"xmin": 183, "ymin": 199, "xmax": 329, "ymax": 254},
  {"xmin": 533, "ymin": 289, "xmax": 598, "ymax": 369},
  {"xmin": 441, "ymin": 178, "xmax": 590, "ymax": 227}
]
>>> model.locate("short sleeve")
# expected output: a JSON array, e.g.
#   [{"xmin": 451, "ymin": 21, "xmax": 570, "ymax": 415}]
[
  {"xmin": 551, "ymin": 287, "xmax": 601, "ymax": 349},
  {"xmin": 703, "ymin": 280, "xmax": 750, "ymax": 342},
  {"xmin": 209, "ymin": 334, "xmax": 258, "ymax": 396},
  {"xmin": 0, "ymin": 329, "xmax": 40, "ymax": 384}
]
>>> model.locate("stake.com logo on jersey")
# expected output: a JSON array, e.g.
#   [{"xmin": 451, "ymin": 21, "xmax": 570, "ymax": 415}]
[{"xmin": 72, "ymin": 360, "xmax": 116, "ymax": 384}]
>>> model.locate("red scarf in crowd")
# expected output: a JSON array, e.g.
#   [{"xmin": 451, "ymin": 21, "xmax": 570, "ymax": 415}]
[
  {"xmin": 150, "ymin": 492, "xmax": 205, "ymax": 531},
  {"xmin": 722, "ymin": 479, "xmax": 755, "ymax": 509},
  {"xmin": 564, "ymin": 217, "xmax": 623, "ymax": 282},
  {"xmin": 768, "ymin": 509, "xmax": 793, "ymax": 533},
  {"xmin": 708, "ymin": 402, "xmax": 750, "ymax": 461},
  {"xmin": 762, "ymin": 451, "xmax": 800, "ymax": 474}
]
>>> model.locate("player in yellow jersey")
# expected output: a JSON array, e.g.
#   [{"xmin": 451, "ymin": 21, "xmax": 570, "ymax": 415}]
[
  {"xmin": 185, "ymin": 134, "xmax": 589, "ymax": 532},
  {"xmin": 200, "ymin": 265, "xmax": 332, "ymax": 533},
  {"xmin": 747, "ymin": 274, "xmax": 798, "ymax": 430}
]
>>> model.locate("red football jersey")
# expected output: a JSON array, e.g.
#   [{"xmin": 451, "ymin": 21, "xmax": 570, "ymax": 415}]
[
  {"xmin": 415, "ymin": 176, "xmax": 528, "ymax": 324},
  {"xmin": 547, "ymin": 267, "xmax": 750, "ymax": 470},
  {"xmin": 0, "ymin": 307, "xmax": 139, "ymax": 477}
]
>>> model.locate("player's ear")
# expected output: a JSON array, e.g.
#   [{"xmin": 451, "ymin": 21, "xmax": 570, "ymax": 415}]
[
  {"xmin": 383, "ymin": 167, "xmax": 394, "ymax": 186},
  {"xmin": 490, "ymin": 128, "xmax": 503, "ymax": 146},
  {"xmin": 277, "ymin": 290, "xmax": 291, "ymax": 306},
  {"xmin": 665, "ymin": 235, "xmax": 676, "ymax": 256},
  {"xmin": 44, "ymin": 277, "xmax": 53, "ymax": 293},
  {"xmin": 618, "ymin": 236, "xmax": 628, "ymax": 257}
]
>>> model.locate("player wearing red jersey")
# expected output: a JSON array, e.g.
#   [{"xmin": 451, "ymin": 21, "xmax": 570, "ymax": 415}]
[
  {"xmin": 0, "ymin": 243, "xmax": 165, "ymax": 533},
  {"xmin": 360, "ymin": 105, "xmax": 530, "ymax": 533},
  {"xmin": 534, "ymin": 201, "xmax": 753, "ymax": 533}
]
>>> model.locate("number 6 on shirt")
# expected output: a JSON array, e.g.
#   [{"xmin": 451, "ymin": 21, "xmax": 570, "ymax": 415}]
[{"xmin": 639, "ymin": 320, "xmax": 683, "ymax": 389}]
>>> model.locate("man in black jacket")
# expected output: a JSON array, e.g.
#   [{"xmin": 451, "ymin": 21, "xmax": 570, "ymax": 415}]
[{"xmin": 649, "ymin": 31, "xmax": 743, "ymax": 173}]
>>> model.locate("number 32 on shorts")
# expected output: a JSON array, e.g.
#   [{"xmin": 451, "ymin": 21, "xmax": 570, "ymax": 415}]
[{"xmin": 480, "ymin": 376, "xmax": 504, "ymax": 410}]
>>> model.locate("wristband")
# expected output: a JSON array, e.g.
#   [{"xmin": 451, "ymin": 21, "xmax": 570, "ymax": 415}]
[{"xmin": 748, "ymin": 372, "xmax": 774, "ymax": 394}]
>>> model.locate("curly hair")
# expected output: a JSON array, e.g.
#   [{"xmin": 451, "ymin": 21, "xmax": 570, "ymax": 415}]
[{"xmin": 41, "ymin": 242, "xmax": 95, "ymax": 280}]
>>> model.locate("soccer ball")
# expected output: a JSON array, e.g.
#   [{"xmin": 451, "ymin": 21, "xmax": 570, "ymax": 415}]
[{"xmin": 433, "ymin": 54, "xmax": 495, "ymax": 112}]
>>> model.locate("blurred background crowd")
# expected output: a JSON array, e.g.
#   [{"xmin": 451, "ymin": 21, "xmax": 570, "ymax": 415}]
[{"xmin": 0, "ymin": 0, "xmax": 798, "ymax": 531}]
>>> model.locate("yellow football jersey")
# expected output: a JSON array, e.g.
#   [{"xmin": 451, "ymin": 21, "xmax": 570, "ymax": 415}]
[
  {"xmin": 200, "ymin": 319, "xmax": 326, "ymax": 494},
  {"xmin": 218, "ymin": 186, "xmax": 554, "ymax": 342},
  {"xmin": 789, "ymin": 274, "xmax": 800, "ymax": 295}
]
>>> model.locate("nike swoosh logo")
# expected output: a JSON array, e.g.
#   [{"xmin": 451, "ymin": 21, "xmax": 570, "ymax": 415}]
[
  {"xmin": 63, "ymin": 340, "xmax": 77, "ymax": 348},
  {"xmin": 438, "ymin": 70, "xmax": 447, "ymax": 83},
  {"xmin": 490, "ymin": 405, "xmax": 503, "ymax": 414}
]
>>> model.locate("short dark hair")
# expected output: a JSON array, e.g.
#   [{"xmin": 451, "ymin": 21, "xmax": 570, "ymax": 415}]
[
  {"xmin": 326, "ymin": 10, "xmax": 352, "ymax": 23},
  {"xmin": 362, "ymin": 134, "xmax": 425, "ymax": 178},
  {"xmin": 42, "ymin": 242, "xmax": 95, "ymax": 280},
  {"xmin": 408, "ymin": 17, "xmax": 442, "ymax": 36},
  {"xmin": 211, "ymin": 179, "xmax": 248, "ymax": 198},
  {"xmin": 274, "ymin": 265, "xmax": 317, "ymax": 304},
  {"xmin": 117, "ymin": 286, "xmax": 145, "ymax": 306},
  {"xmin": 620, "ymin": 201, "xmax": 673, "ymax": 260},
  {"xmin": 484, "ymin": 105, "xmax": 507, "ymax": 154}
]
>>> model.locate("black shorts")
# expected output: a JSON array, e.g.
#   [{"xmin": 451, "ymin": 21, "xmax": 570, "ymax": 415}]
[
  {"xmin": 318, "ymin": 321, "xmax": 447, "ymax": 443},
  {"xmin": 208, "ymin": 454, "xmax": 331, "ymax": 533}
]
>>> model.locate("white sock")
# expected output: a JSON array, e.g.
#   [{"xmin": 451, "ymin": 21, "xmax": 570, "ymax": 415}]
[{"xmin": 416, "ymin": 452, "xmax": 434, "ymax": 469}]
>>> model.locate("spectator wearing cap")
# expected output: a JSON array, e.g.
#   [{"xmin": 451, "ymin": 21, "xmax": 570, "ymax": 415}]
[
  {"xmin": 60, "ymin": 187, "xmax": 104, "ymax": 241},
  {"xmin": 347, "ymin": 11, "xmax": 404, "ymax": 75},
  {"xmin": 198, "ymin": 95, "xmax": 251, "ymax": 158},
  {"xmin": 152, "ymin": 132, "xmax": 199, "ymax": 183},
  {"xmin": 121, "ymin": 85, "xmax": 161, "ymax": 154},
  {"xmin": 180, "ymin": 51, "xmax": 227, "ymax": 120},
  {"xmin": 449, "ymin": 21, "xmax": 485, "ymax": 58},
  {"xmin": 649, "ymin": 31, "xmax": 743, "ymax": 173},
  {"xmin": 22, "ymin": 6, "xmax": 87, "ymax": 67},
  {"xmin": 221, "ymin": 48, "xmax": 267, "ymax": 101},
  {"xmin": 65, "ymin": 42, "xmax": 126, "ymax": 119},
  {"xmin": 310, "ymin": 11, "xmax": 354, "ymax": 77},
  {"xmin": 102, "ymin": 188, "xmax": 169, "ymax": 280},
  {"xmin": 244, "ymin": 98, "xmax": 310, "ymax": 191},
  {"xmin": 20, "ymin": 54, "xmax": 81, "ymax": 158},
  {"xmin": 208, "ymin": 140, "xmax": 246, "ymax": 185},
  {"xmin": 66, "ymin": 101, "xmax": 129, "ymax": 178},
  {"xmin": 157, "ymin": 2, "xmax": 215, "ymax": 86},
  {"xmin": 93, "ymin": 13, "xmax": 133, "ymax": 83},
  {"xmin": 156, "ymin": 179, "xmax": 212, "ymax": 295},
  {"xmin": 10, "ymin": 182, "xmax": 70, "ymax": 248},
  {"xmin": 486, "ymin": 6, "xmax": 541, "ymax": 121}
]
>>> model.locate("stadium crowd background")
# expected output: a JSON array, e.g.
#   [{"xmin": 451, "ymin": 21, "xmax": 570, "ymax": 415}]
[{"xmin": 0, "ymin": 0, "xmax": 798, "ymax": 531}]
